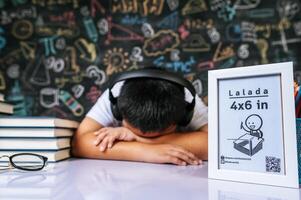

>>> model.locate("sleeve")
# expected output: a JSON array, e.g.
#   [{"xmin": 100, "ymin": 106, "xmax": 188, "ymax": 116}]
[
  {"xmin": 86, "ymin": 89, "xmax": 115, "ymax": 127},
  {"xmin": 184, "ymin": 95, "xmax": 208, "ymax": 131}
]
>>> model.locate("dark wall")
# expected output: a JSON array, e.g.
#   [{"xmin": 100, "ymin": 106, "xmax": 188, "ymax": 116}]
[{"xmin": 0, "ymin": 0, "xmax": 300, "ymax": 121}]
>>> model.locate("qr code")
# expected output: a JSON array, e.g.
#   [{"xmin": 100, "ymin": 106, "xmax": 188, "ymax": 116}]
[{"xmin": 266, "ymin": 156, "xmax": 281, "ymax": 173}]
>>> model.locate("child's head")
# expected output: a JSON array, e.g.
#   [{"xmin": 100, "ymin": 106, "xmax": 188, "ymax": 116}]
[
  {"xmin": 245, "ymin": 114, "xmax": 263, "ymax": 131},
  {"xmin": 117, "ymin": 78, "xmax": 186, "ymax": 137}
]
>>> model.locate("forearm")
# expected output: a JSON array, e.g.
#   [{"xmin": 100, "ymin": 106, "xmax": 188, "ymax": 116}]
[
  {"xmin": 72, "ymin": 132, "xmax": 148, "ymax": 162},
  {"xmin": 138, "ymin": 131, "xmax": 208, "ymax": 160}
]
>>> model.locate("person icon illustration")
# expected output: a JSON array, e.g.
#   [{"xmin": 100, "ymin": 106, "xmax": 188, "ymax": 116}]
[{"xmin": 241, "ymin": 114, "xmax": 263, "ymax": 139}]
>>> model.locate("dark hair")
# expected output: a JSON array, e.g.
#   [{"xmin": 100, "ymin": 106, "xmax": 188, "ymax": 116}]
[{"xmin": 117, "ymin": 78, "xmax": 186, "ymax": 133}]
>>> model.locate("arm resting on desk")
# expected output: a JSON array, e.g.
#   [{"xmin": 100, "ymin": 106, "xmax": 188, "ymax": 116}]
[
  {"xmin": 147, "ymin": 128, "xmax": 208, "ymax": 160},
  {"xmin": 72, "ymin": 117, "xmax": 208, "ymax": 163}
]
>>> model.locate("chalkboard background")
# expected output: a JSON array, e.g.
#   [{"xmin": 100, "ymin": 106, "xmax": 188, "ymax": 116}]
[{"xmin": 0, "ymin": 0, "xmax": 300, "ymax": 121}]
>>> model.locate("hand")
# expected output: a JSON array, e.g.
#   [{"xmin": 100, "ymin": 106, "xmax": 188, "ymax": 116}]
[
  {"xmin": 142, "ymin": 144, "xmax": 201, "ymax": 166},
  {"xmin": 94, "ymin": 127, "xmax": 138, "ymax": 151}
]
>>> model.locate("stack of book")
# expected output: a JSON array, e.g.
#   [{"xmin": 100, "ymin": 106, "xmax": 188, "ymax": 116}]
[
  {"xmin": 0, "ymin": 117, "xmax": 79, "ymax": 162},
  {"xmin": 0, "ymin": 93, "xmax": 14, "ymax": 115}
]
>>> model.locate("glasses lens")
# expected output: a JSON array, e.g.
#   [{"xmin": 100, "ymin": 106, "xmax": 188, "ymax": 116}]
[{"xmin": 11, "ymin": 154, "xmax": 45, "ymax": 170}]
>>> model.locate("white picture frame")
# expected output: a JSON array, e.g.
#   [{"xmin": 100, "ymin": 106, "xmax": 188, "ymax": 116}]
[{"xmin": 208, "ymin": 62, "xmax": 299, "ymax": 188}]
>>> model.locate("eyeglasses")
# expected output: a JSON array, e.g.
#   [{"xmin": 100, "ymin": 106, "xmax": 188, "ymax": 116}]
[{"xmin": 0, "ymin": 153, "xmax": 48, "ymax": 171}]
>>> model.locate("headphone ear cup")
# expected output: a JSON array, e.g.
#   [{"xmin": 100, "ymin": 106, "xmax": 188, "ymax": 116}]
[
  {"xmin": 178, "ymin": 103, "xmax": 194, "ymax": 127},
  {"xmin": 111, "ymin": 101, "xmax": 123, "ymax": 121}
]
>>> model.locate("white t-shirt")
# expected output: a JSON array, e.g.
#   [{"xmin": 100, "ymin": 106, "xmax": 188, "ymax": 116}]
[{"xmin": 87, "ymin": 82, "xmax": 208, "ymax": 132}]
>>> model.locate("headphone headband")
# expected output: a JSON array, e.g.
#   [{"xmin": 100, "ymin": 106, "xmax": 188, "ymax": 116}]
[{"xmin": 109, "ymin": 68, "xmax": 196, "ymax": 97}]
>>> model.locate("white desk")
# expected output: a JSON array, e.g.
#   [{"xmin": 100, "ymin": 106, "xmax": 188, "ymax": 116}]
[{"xmin": 0, "ymin": 159, "xmax": 300, "ymax": 200}]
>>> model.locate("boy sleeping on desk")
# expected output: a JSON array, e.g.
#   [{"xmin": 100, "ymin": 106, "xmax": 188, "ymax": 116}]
[{"xmin": 72, "ymin": 68, "xmax": 208, "ymax": 166}]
